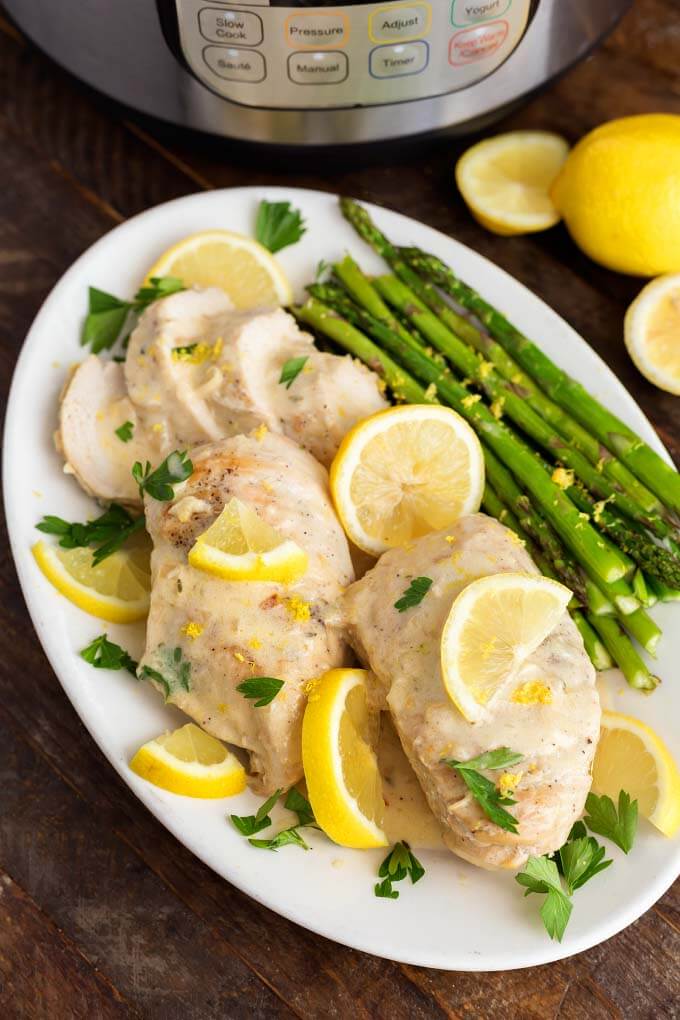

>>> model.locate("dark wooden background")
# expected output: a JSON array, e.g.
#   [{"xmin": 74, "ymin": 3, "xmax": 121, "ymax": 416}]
[{"xmin": 1, "ymin": 2, "xmax": 679, "ymax": 1017}]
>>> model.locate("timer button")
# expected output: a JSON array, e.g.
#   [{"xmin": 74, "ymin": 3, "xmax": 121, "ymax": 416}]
[
  {"xmin": 198, "ymin": 9, "xmax": 264, "ymax": 47},
  {"xmin": 369, "ymin": 4, "xmax": 432, "ymax": 44},
  {"xmin": 285, "ymin": 13, "xmax": 350, "ymax": 50},
  {"xmin": 369, "ymin": 41, "xmax": 429, "ymax": 79},
  {"xmin": 287, "ymin": 51, "xmax": 349, "ymax": 86},
  {"xmin": 202, "ymin": 46, "xmax": 266, "ymax": 82}
]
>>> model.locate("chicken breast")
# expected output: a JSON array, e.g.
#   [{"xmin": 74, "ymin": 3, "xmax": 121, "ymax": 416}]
[
  {"xmin": 343, "ymin": 513, "xmax": 600, "ymax": 871},
  {"xmin": 139, "ymin": 431, "xmax": 354, "ymax": 793}
]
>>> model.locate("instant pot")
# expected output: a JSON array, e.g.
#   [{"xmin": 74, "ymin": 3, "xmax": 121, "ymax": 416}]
[{"xmin": 4, "ymin": 1, "xmax": 630, "ymax": 146}]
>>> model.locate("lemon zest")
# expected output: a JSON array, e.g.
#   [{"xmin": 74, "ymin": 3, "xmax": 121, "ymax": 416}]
[
  {"xmin": 182, "ymin": 621, "xmax": 204, "ymax": 640},
  {"xmin": 512, "ymin": 680, "xmax": 553, "ymax": 705},
  {"xmin": 551, "ymin": 467, "xmax": 575, "ymax": 490}
]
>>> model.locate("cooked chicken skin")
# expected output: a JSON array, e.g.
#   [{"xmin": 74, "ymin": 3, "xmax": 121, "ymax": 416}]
[
  {"xmin": 343, "ymin": 514, "xmax": 600, "ymax": 870},
  {"xmin": 140, "ymin": 431, "xmax": 354, "ymax": 793}
]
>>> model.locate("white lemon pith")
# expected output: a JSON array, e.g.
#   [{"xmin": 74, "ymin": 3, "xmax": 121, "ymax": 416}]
[
  {"xmin": 455, "ymin": 131, "xmax": 569, "ymax": 236},
  {"xmin": 188, "ymin": 497, "xmax": 308, "ymax": 583},
  {"xmin": 145, "ymin": 230, "xmax": 292, "ymax": 308},
  {"xmin": 130, "ymin": 722, "xmax": 246, "ymax": 798},
  {"xmin": 440, "ymin": 572, "xmax": 571, "ymax": 723},
  {"xmin": 624, "ymin": 274, "xmax": 680, "ymax": 395},
  {"xmin": 302, "ymin": 668, "xmax": 387, "ymax": 849},
  {"xmin": 330, "ymin": 404, "xmax": 484, "ymax": 556},
  {"xmin": 591, "ymin": 711, "xmax": 680, "ymax": 838},
  {"xmin": 32, "ymin": 540, "xmax": 150, "ymax": 623}
]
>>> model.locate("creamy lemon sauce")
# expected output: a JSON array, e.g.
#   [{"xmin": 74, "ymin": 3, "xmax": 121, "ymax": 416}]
[{"xmin": 378, "ymin": 715, "xmax": 444, "ymax": 850}]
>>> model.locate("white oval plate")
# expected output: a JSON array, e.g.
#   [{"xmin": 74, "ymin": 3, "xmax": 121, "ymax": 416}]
[{"xmin": 4, "ymin": 187, "xmax": 679, "ymax": 971}]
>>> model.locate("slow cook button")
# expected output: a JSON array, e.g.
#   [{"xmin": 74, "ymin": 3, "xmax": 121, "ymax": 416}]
[
  {"xmin": 285, "ymin": 13, "xmax": 349, "ymax": 49},
  {"xmin": 198, "ymin": 8, "xmax": 264, "ymax": 47},
  {"xmin": 202, "ymin": 46, "xmax": 266, "ymax": 83},
  {"xmin": 369, "ymin": 4, "xmax": 432, "ymax": 44},
  {"xmin": 288, "ymin": 51, "xmax": 349, "ymax": 85},
  {"xmin": 369, "ymin": 41, "xmax": 429, "ymax": 78}
]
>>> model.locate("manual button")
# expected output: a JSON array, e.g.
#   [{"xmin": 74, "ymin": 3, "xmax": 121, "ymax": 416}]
[
  {"xmin": 199, "ymin": 9, "xmax": 263, "ymax": 47},
  {"xmin": 288, "ymin": 51, "xmax": 349, "ymax": 86},
  {"xmin": 369, "ymin": 4, "xmax": 431, "ymax": 43},
  {"xmin": 285, "ymin": 13, "xmax": 349, "ymax": 49},
  {"xmin": 202, "ymin": 46, "xmax": 266, "ymax": 83},
  {"xmin": 369, "ymin": 41, "xmax": 429, "ymax": 78}
]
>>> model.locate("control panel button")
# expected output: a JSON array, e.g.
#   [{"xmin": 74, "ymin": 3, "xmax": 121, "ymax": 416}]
[
  {"xmin": 285, "ymin": 13, "xmax": 349, "ymax": 50},
  {"xmin": 451, "ymin": 0, "xmax": 512, "ymax": 27},
  {"xmin": 198, "ymin": 9, "xmax": 263, "ymax": 47},
  {"xmin": 202, "ymin": 46, "xmax": 266, "ymax": 82},
  {"xmin": 369, "ymin": 41, "xmax": 429, "ymax": 79},
  {"xmin": 287, "ymin": 51, "xmax": 349, "ymax": 86},
  {"xmin": 449, "ymin": 20, "xmax": 509, "ymax": 64},
  {"xmin": 369, "ymin": 4, "xmax": 431, "ymax": 44}
]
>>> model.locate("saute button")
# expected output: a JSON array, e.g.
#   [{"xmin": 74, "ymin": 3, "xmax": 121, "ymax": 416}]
[
  {"xmin": 288, "ymin": 51, "xmax": 349, "ymax": 85},
  {"xmin": 199, "ymin": 9, "xmax": 264, "ymax": 47},
  {"xmin": 285, "ymin": 13, "xmax": 349, "ymax": 49},
  {"xmin": 202, "ymin": 46, "xmax": 266, "ymax": 83},
  {"xmin": 369, "ymin": 4, "xmax": 432, "ymax": 43},
  {"xmin": 369, "ymin": 41, "xmax": 429, "ymax": 78}
]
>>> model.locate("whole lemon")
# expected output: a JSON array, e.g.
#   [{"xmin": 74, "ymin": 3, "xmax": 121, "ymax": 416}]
[{"xmin": 551, "ymin": 114, "xmax": 680, "ymax": 276}]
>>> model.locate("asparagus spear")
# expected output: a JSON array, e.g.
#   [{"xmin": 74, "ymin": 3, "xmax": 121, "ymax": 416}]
[
  {"xmin": 573, "ymin": 613, "xmax": 614, "ymax": 672},
  {"xmin": 588, "ymin": 615, "xmax": 659, "ymax": 690},
  {"xmin": 294, "ymin": 297, "xmax": 628, "ymax": 583},
  {"xmin": 391, "ymin": 243, "xmax": 680, "ymax": 515}
]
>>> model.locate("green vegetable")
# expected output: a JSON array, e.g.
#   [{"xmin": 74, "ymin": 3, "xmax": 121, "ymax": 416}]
[
  {"xmin": 236, "ymin": 676, "xmax": 284, "ymax": 708},
  {"xmin": 556, "ymin": 832, "xmax": 612, "ymax": 894},
  {"xmin": 284, "ymin": 787, "xmax": 316, "ymax": 828},
  {"xmin": 115, "ymin": 420, "xmax": 134, "ymax": 443},
  {"xmin": 515, "ymin": 855, "xmax": 573, "ymax": 942},
  {"xmin": 279, "ymin": 355, "xmax": 308, "ymax": 389},
  {"xmin": 255, "ymin": 200, "xmax": 306, "ymax": 254},
  {"xmin": 375, "ymin": 841, "xmax": 425, "ymax": 899},
  {"xmin": 36, "ymin": 504, "xmax": 145, "ymax": 566},
  {"xmin": 80, "ymin": 633, "xmax": 137, "ymax": 676},
  {"xmin": 394, "ymin": 576, "xmax": 433, "ymax": 612},
  {"xmin": 443, "ymin": 748, "xmax": 523, "ymax": 834},
  {"xmin": 132, "ymin": 450, "xmax": 193, "ymax": 501},
  {"xmin": 140, "ymin": 646, "xmax": 191, "ymax": 700},
  {"xmin": 81, "ymin": 276, "xmax": 184, "ymax": 353},
  {"xmin": 584, "ymin": 790, "xmax": 638, "ymax": 854},
  {"xmin": 230, "ymin": 789, "xmax": 282, "ymax": 836},
  {"xmin": 249, "ymin": 827, "xmax": 310, "ymax": 851}
]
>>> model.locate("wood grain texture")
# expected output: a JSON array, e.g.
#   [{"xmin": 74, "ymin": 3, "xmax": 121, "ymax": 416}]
[{"xmin": 0, "ymin": 2, "xmax": 679, "ymax": 1017}]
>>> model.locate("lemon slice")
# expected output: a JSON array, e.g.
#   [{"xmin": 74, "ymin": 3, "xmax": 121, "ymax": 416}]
[
  {"xmin": 130, "ymin": 723, "xmax": 246, "ymax": 798},
  {"xmin": 302, "ymin": 668, "xmax": 387, "ymax": 849},
  {"xmin": 329, "ymin": 405, "xmax": 484, "ymax": 556},
  {"xmin": 32, "ymin": 540, "xmax": 150, "ymax": 623},
  {"xmin": 145, "ymin": 230, "xmax": 292, "ymax": 308},
  {"xmin": 188, "ymin": 497, "xmax": 308, "ymax": 583},
  {"xmin": 591, "ymin": 710, "xmax": 680, "ymax": 837},
  {"xmin": 441, "ymin": 572, "xmax": 571, "ymax": 722},
  {"xmin": 624, "ymin": 274, "xmax": 680, "ymax": 395},
  {"xmin": 456, "ymin": 131, "xmax": 569, "ymax": 236}
]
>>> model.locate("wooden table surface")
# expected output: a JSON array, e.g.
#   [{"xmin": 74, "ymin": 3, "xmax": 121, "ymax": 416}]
[{"xmin": 1, "ymin": 2, "xmax": 679, "ymax": 1017}]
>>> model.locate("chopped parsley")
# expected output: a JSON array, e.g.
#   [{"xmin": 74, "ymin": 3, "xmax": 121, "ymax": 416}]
[
  {"xmin": 584, "ymin": 790, "xmax": 638, "ymax": 854},
  {"xmin": 230, "ymin": 786, "xmax": 314, "ymax": 851},
  {"xmin": 80, "ymin": 633, "xmax": 137, "ymax": 676},
  {"xmin": 394, "ymin": 576, "xmax": 432, "ymax": 612},
  {"xmin": 443, "ymin": 747, "xmax": 523, "ymax": 834},
  {"xmin": 115, "ymin": 420, "xmax": 134, "ymax": 443},
  {"xmin": 236, "ymin": 676, "xmax": 284, "ymax": 708},
  {"xmin": 249, "ymin": 827, "xmax": 310, "ymax": 852},
  {"xmin": 81, "ymin": 276, "xmax": 185, "ymax": 353},
  {"xmin": 255, "ymin": 199, "xmax": 306, "ymax": 254},
  {"xmin": 552, "ymin": 821, "xmax": 612, "ymax": 894},
  {"xmin": 284, "ymin": 787, "xmax": 316, "ymax": 828},
  {"xmin": 171, "ymin": 343, "xmax": 198, "ymax": 359},
  {"xmin": 231, "ymin": 789, "xmax": 282, "ymax": 836},
  {"xmin": 375, "ymin": 842, "xmax": 425, "ymax": 899},
  {"xmin": 36, "ymin": 504, "xmax": 145, "ymax": 566},
  {"xmin": 279, "ymin": 356, "xmax": 308, "ymax": 389},
  {"xmin": 516, "ymin": 855, "xmax": 573, "ymax": 942},
  {"xmin": 139, "ymin": 646, "xmax": 191, "ymax": 699},
  {"xmin": 132, "ymin": 450, "xmax": 192, "ymax": 501}
]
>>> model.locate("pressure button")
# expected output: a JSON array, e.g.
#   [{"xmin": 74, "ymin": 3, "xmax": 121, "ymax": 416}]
[{"xmin": 285, "ymin": 13, "xmax": 349, "ymax": 50}]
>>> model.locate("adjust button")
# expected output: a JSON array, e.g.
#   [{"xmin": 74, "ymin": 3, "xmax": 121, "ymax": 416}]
[
  {"xmin": 369, "ymin": 41, "xmax": 429, "ymax": 79},
  {"xmin": 202, "ymin": 46, "xmax": 266, "ymax": 83},
  {"xmin": 288, "ymin": 51, "xmax": 349, "ymax": 86},
  {"xmin": 199, "ymin": 8, "xmax": 263, "ymax": 47},
  {"xmin": 369, "ymin": 4, "xmax": 432, "ymax": 44},
  {"xmin": 285, "ymin": 13, "xmax": 349, "ymax": 50}
]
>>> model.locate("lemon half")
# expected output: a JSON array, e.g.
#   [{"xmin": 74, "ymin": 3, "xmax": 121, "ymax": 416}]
[
  {"xmin": 624, "ymin": 274, "xmax": 680, "ymax": 395},
  {"xmin": 130, "ymin": 723, "xmax": 246, "ymax": 798}
]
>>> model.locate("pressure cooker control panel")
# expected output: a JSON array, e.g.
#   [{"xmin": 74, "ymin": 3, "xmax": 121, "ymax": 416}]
[{"xmin": 173, "ymin": 0, "xmax": 532, "ymax": 109}]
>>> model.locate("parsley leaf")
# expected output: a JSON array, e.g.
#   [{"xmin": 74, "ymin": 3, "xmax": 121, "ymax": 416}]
[
  {"xmin": 134, "ymin": 276, "xmax": 185, "ymax": 306},
  {"xmin": 231, "ymin": 789, "xmax": 282, "ymax": 836},
  {"xmin": 132, "ymin": 450, "xmax": 192, "ymax": 501},
  {"xmin": 375, "ymin": 841, "xmax": 425, "ymax": 899},
  {"xmin": 516, "ymin": 855, "xmax": 573, "ymax": 942},
  {"xmin": 249, "ymin": 826, "xmax": 310, "ymax": 851},
  {"xmin": 394, "ymin": 576, "xmax": 433, "ymax": 612},
  {"xmin": 284, "ymin": 787, "xmax": 316, "ymax": 828},
  {"xmin": 584, "ymin": 790, "xmax": 638, "ymax": 854},
  {"xmin": 375, "ymin": 877, "xmax": 400, "ymax": 899},
  {"xmin": 255, "ymin": 200, "xmax": 306, "ymax": 254},
  {"xmin": 81, "ymin": 277, "xmax": 185, "ymax": 353},
  {"xmin": 557, "ymin": 836, "xmax": 612, "ymax": 894},
  {"xmin": 36, "ymin": 504, "xmax": 145, "ymax": 567},
  {"xmin": 443, "ymin": 748, "xmax": 523, "ymax": 834},
  {"xmin": 140, "ymin": 646, "xmax": 191, "ymax": 700},
  {"xmin": 80, "ymin": 633, "xmax": 138, "ymax": 676},
  {"xmin": 279, "ymin": 356, "xmax": 309, "ymax": 389},
  {"xmin": 236, "ymin": 676, "xmax": 284, "ymax": 708},
  {"xmin": 115, "ymin": 420, "xmax": 134, "ymax": 443}
]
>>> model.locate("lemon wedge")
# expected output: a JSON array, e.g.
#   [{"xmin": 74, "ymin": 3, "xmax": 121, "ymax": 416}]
[
  {"xmin": 144, "ymin": 230, "xmax": 292, "ymax": 308},
  {"xmin": 32, "ymin": 540, "xmax": 150, "ymax": 623},
  {"xmin": 440, "ymin": 572, "xmax": 571, "ymax": 722},
  {"xmin": 624, "ymin": 274, "xmax": 680, "ymax": 396},
  {"xmin": 329, "ymin": 405, "xmax": 484, "ymax": 556},
  {"xmin": 130, "ymin": 723, "xmax": 246, "ymax": 798},
  {"xmin": 456, "ymin": 131, "xmax": 569, "ymax": 236},
  {"xmin": 592, "ymin": 710, "xmax": 680, "ymax": 837},
  {"xmin": 188, "ymin": 497, "xmax": 308, "ymax": 583},
  {"xmin": 302, "ymin": 668, "xmax": 387, "ymax": 849}
]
